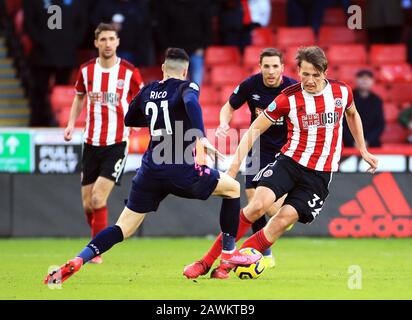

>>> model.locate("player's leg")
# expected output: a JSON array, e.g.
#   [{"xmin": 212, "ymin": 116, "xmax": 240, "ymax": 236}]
[
  {"xmin": 80, "ymin": 143, "xmax": 100, "ymax": 234},
  {"xmin": 240, "ymin": 162, "xmax": 332, "ymax": 256},
  {"xmin": 246, "ymin": 187, "xmax": 275, "ymax": 267},
  {"xmin": 209, "ymin": 185, "xmax": 278, "ymax": 278},
  {"xmin": 90, "ymin": 176, "xmax": 115, "ymax": 237},
  {"xmin": 211, "ymin": 172, "xmax": 261, "ymax": 266},
  {"xmin": 240, "ymin": 204, "xmax": 299, "ymax": 253},
  {"xmin": 81, "ymin": 183, "xmax": 94, "ymax": 228},
  {"xmin": 87, "ymin": 142, "xmax": 127, "ymax": 263},
  {"xmin": 183, "ymin": 171, "xmax": 259, "ymax": 278},
  {"xmin": 44, "ymin": 207, "xmax": 146, "ymax": 285}
]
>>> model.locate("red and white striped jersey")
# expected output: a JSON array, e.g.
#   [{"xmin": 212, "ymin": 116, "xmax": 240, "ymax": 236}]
[
  {"xmin": 264, "ymin": 80, "xmax": 353, "ymax": 172},
  {"xmin": 75, "ymin": 58, "xmax": 144, "ymax": 146}
]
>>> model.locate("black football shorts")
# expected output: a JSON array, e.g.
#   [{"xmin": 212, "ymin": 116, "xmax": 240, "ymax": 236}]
[
  {"xmin": 81, "ymin": 141, "xmax": 128, "ymax": 186},
  {"xmin": 254, "ymin": 154, "xmax": 332, "ymax": 224}
]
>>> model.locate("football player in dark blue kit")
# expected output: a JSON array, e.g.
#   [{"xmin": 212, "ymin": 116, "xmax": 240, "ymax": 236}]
[
  {"xmin": 184, "ymin": 48, "xmax": 297, "ymax": 279},
  {"xmin": 44, "ymin": 48, "xmax": 259, "ymax": 285}
]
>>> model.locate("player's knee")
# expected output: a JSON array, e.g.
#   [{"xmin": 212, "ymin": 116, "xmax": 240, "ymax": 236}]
[
  {"xmin": 91, "ymin": 192, "xmax": 106, "ymax": 209},
  {"xmin": 246, "ymin": 199, "xmax": 266, "ymax": 220},
  {"xmin": 270, "ymin": 210, "xmax": 297, "ymax": 232},
  {"xmin": 224, "ymin": 179, "xmax": 240, "ymax": 199}
]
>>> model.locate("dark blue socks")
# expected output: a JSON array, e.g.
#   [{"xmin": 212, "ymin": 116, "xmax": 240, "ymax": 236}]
[
  {"xmin": 77, "ymin": 225, "xmax": 124, "ymax": 264},
  {"xmin": 220, "ymin": 197, "xmax": 240, "ymax": 252}
]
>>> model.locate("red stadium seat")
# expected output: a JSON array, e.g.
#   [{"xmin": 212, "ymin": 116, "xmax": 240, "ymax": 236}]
[
  {"xmin": 50, "ymin": 85, "xmax": 75, "ymax": 113},
  {"xmin": 377, "ymin": 64, "xmax": 412, "ymax": 83},
  {"xmin": 323, "ymin": 7, "xmax": 347, "ymax": 26},
  {"xmin": 276, "ymin": 27, "xmax": 315, "ymax": 48},
  {"xmin": 388, "ymin": 83, "xmax": 412, "ymax": 104},
  {"xmin": 210, "ymin": 65, "xmax": 248, "ymax": 87},
  {"xmin": 283, "ymin": 45, "xmax": 301, "ymax": 65},
  {"xmin": 328, "ymin": 44, "xmax": 367, "ymax": 65},
  {"xmin": 334, "ymin": 64, "xmax": 374, "ymax": 88},
  {"xmin": 231, "ymin": 106, "xmax": 251, "ymax": 129},
  {"xmin": 243, "ymin": 46, "xmax": 266, "ymax": 68},
  {"xmin": 381, "ymin": 123, "xmax": 408, "ymax": 144},
  {"xmin": 372, "ymin": 84, "xmax": 389, "ymax": 101},
  {"xmin": 370, "ymin": 45, "xmax": 407, "ymax": 65},
  {"xmin": 251, "ymin": 27, "xmax": 275, "ymax": 46},
  {"xmin": 318, "ymin": 27, "xmax": 357, "ymax": 46},
  {"xmin": 139, "ymin": 66, "xmax": 162, "ymax": 83},
  {"xmin": 201, "ymin": 105, "xmax": 220, "ymax": 128},
  {"xmin": 283, "ymin": 65, "xmax": 298, "ymax": 80},
  {"xmin": 383, "ymin": 103, "xmax": 400, "ymax": 123},
  {"xmin": 199, "ymin": 85, "xmax": 219, "ymax": 106},
  {"xmin": 205, "ymin": 46, "xmax": 241, "ymax": 66},
  {"xmin": 56, "ymin": 105, "xmax": 86, "ymax": 128},
  {"xmin": 220, "ymin": 85, "xmax": 238, "ymax": 105}
]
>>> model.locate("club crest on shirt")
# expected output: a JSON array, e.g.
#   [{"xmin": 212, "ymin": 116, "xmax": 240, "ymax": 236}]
[
  {"xmin": 334, "ymin": 98, "xmax": 343, "ymax": 109},
  {"xmin": 117, "ymin": 79, "xmax": 124, "ymax": 90},
  {"xmin": 263, "ymin": 169, "xmax": 273, "ymax": 178}
]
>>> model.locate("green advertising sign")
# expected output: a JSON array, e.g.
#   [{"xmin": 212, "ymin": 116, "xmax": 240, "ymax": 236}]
[{"xmin": 0, "ymin": 132, "xmax": 32, "ymax": 172}]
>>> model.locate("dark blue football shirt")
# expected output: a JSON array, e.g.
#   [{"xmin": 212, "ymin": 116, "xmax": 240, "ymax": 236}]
[
  {"xmin": 229, "ymin": 73, "xmax": 297, "ymax": 154},
  {"xmin": 125, "ymin": 78, "xmax": 205, "ymax": 177}
]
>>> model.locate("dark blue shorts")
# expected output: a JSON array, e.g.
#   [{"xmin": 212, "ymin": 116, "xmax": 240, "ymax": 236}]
[
  {"xmin": 245, "ymin": 150, "xmax": 278, "ymax": 189},
  {"xmin": 126, "ymin": 165, "xmax": 220, "ymax": 213}
]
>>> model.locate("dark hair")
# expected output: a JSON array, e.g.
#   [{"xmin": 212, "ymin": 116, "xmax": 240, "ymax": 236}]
[
  {"xmin": 260, "ymin": 48, "xmax": 283, "ymax": 64},
  {"xmin": 94, "ymin": 23, "xmax": 118, "ymax": 40},
  {"xmin": 356, "ymin": 69, "xmax": 374, "ymax": 78},
  {"xmin": 165, "ymin": 48, "xmax": 190, "ymax": 62},
  {"xmin": 295, "ymin": 46, "xmax": 328, "ymax": 73}
]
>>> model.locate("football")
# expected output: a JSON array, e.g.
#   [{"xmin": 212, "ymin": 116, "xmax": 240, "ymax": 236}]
[{"xmin": 234, "ymin": 248, "xmax": 266, "ymax": 279}]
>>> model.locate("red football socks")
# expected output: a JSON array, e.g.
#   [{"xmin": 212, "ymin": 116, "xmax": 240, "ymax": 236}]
[
  {"xmin": 92, "ymin": 206, "xmax": 108, "ymax": 238},
  {"xmin": 240, "ymin": 229, "xmax": 273, "ymax": 253},
  {"xmin": 202, "ymin": 209, "xmax": 253, "ymax": 267},
  {"xmin": 84, "ymin": 209, "xmax": 93, "ymax": 228}
]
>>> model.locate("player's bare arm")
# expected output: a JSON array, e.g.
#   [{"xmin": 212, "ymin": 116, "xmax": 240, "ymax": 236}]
[
  {"xmin": 64, "ymin": 93, "xmax": 86, "ymax": 141},
  {"xmin": 227, "ymin": 113, "xmax": 272, "ymax": 178},
  {"xmin": 216, "ymin": 102, "xmax": 235, "ymax": 138},
  {"xmin": 345, "ymin": 102, "xmax": 379, "ymax": 173}
]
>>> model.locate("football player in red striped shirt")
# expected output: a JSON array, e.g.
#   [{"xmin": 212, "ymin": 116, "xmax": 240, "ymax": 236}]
[
  {"xmin": 63, "ymin": 23, "xmax": 143, "ymax": 264},
  {"xmin": 205, "ymin": 46, "xmax": 378, "ymax": 278}
]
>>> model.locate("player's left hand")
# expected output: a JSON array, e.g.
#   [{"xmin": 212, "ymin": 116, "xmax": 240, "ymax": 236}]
[
  {"xmin": 361, "ymin": 150, "xmax": 378, "ymax": 174},
  {"xmin": 198, "ymin": 137, "xmax": 225, "ymax": 162}
]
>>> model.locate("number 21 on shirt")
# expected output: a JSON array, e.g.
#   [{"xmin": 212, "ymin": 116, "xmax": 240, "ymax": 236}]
[{"xmin": 145, "ymin": 100, "xmax": 173, "ymax": 136}]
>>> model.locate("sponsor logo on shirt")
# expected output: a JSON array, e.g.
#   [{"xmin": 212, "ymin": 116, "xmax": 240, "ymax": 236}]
[{"xmin": 302, "ymin": 112, "xmax": 339, "ymax": 129}]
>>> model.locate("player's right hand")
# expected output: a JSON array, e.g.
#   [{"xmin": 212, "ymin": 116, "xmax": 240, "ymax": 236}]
[
  {"xmin": 360, "ymin": 150, "xmax": 378, "ymax": 174},
  {"xmin": 64, "ymin": 125, "xmax": 74, "ymax": 141},
  {"xmin": 215, "ymin": 123, "xmax": 230, "ymax": 138}
]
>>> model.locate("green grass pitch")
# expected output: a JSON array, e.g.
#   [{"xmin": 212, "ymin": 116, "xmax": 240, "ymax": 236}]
[{"xmin": 1, "ymin": 237, "xmax": 411, "ymax": 300}]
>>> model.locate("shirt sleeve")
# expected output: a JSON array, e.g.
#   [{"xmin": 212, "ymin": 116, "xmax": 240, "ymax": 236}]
[
  {"xmin": 263, "ymin": 93, "xmax": 290, "ymax": 122},
  {"xmin": 228, "ymin": 79, "xmax": 249, "ymax": 110},
  {"xmin": 124, "ymin": 91, "xmax": 147, "ymax": 128},
  {"xmin": 345, "ymin": 85, "xmax": 354, "ymax": 110},
  {"xmin": 182, "ymin": 82, "xmax": 205, "ymax": 137},
  {"xmin": 74, "ymin": 69, "xmax": 86, "ymax": 95},
  {"xmin": 127, "ymin": 68, "xmax": 145, "ymax": 103}
]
